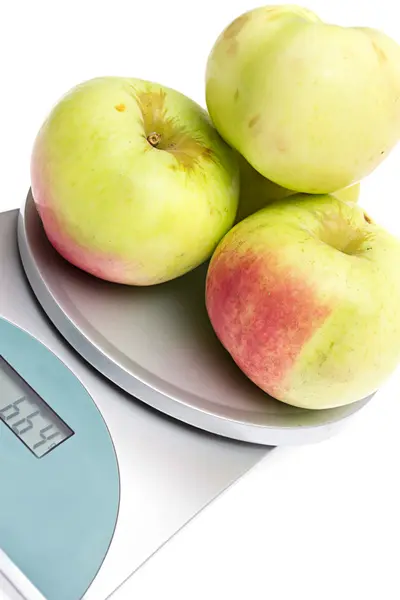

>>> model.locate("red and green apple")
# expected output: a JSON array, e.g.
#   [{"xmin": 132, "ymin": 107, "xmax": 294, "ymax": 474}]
[{"xmin": 31, "ymin": 77, "xmax": 239, "ymax": 285}]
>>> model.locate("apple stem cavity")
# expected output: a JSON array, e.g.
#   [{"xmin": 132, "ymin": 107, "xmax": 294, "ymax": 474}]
[{"xmin": 147, "ymin": 132, "xmax": 161, "ymax": 147}]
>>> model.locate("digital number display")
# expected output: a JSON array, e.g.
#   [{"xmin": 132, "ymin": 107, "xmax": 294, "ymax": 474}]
[{"xmin": 0, "ymin": 356, "xmax": 74, "ymax": 458}]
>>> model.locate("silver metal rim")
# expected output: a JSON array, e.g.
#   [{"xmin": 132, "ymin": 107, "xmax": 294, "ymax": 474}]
[{"xmin": 17, "ymin": 192, "xmax": 373, "ymax": 446}]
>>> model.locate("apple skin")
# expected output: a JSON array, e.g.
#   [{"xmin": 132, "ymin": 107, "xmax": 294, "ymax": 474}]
[
  {"xmin": 206, "ymin": 5, "xmax": 400, "ymax": 194},
  {"xmin": 31, "ymin": 77, "xmax": 239, "ymax": 286},
  {"xmin": 236, "ymin": 155, "xmax": 360, "ymax": 222},
  {"xmin": 206, "ymin": 194, "xmax": 400, "ymax": 409}
]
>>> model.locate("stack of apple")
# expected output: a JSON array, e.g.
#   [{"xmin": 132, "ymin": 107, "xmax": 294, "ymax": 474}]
[{"xmin": 31, "ymin": 5, "xmax": 400, "ymax": 410}]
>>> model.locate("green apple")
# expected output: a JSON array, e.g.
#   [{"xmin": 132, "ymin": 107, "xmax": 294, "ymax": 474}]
[
  {"xmin": 206, "ymin": 5, "xmax": 400, "ymax": 194},
  {"xmin": 31, "ymin": 77, "xmax": 239, "ymax": 286},
  {"xmin": 334, "ymin": 183, "xmax": 360, "ymax": 204},
  {"xmin": 206, "ymin": 193, "xmax": 400, "ymax": 409},
  {"xmin": 236, "ymin": 154, "xmax": 360, "ymax": 222}
]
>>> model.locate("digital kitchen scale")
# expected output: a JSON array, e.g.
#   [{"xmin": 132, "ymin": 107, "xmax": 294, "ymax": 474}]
[{"xmin": 0, "ymin": 191, "xmax": 373, "ymax": 600}]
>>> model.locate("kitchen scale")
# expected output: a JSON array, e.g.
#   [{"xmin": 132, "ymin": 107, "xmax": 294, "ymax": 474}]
[{"xmin": 0, "ymin": 191, "xmax": 373, "ymax": 600}]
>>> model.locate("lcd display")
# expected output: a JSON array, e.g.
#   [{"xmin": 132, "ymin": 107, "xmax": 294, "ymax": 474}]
[{"xmin": 0, "ymin": 356, "xmax": 74, "ymax": 458}]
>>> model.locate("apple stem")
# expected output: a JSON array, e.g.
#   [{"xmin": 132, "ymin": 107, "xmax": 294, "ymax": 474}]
[{"xmin": 147, "ymin": 132, "xmax": 161, "ymax": 147}]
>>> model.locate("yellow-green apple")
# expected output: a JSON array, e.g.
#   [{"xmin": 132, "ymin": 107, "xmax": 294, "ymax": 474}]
[
  {"xmin": 236, "ymin": 154, "xmax": 360, "ymax": 222},
  {"xmin": 206, "ymin": 194, "xmax": 400, "ymax": 409},
  {"xmin": 31, "ymin": 77, "xmax": 239, "ymax": 286},
  {"xmin": 205, "ymin": 5, "xmax": 400, "ymax": 194},
  {"xmin": 334, "ymin": 184, "xmax": 361, "ymax": 204}
]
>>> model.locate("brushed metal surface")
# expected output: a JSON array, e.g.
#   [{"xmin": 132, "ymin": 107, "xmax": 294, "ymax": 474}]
[
  {"xmin": 17, "ymin": 191, "xmax": 373, "ymax": 445},
  {"xmin": 0, "ymin": 209, "xmax": 267, "ymax": 599}
]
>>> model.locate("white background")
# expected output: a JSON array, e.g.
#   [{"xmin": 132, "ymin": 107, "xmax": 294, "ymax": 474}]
[{"xmin": 1, "ymin": 1, "xmax": 400, "ymax": 599}]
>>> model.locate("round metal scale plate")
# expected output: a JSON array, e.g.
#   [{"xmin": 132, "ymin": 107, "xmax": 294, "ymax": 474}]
[{"xmin": 17, "ymin": 191, "xmax": 373, "ymax": 446}]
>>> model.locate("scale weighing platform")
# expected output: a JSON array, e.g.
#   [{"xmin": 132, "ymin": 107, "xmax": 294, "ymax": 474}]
[{"xmin": 0, "ymin": 191, "xmax": 373, "ymax": 600}]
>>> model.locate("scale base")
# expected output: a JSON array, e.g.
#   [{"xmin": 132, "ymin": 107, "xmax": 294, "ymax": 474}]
[{"xmin": 0, "ymin": 208, "xmax": 267, "ymax": 599}]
